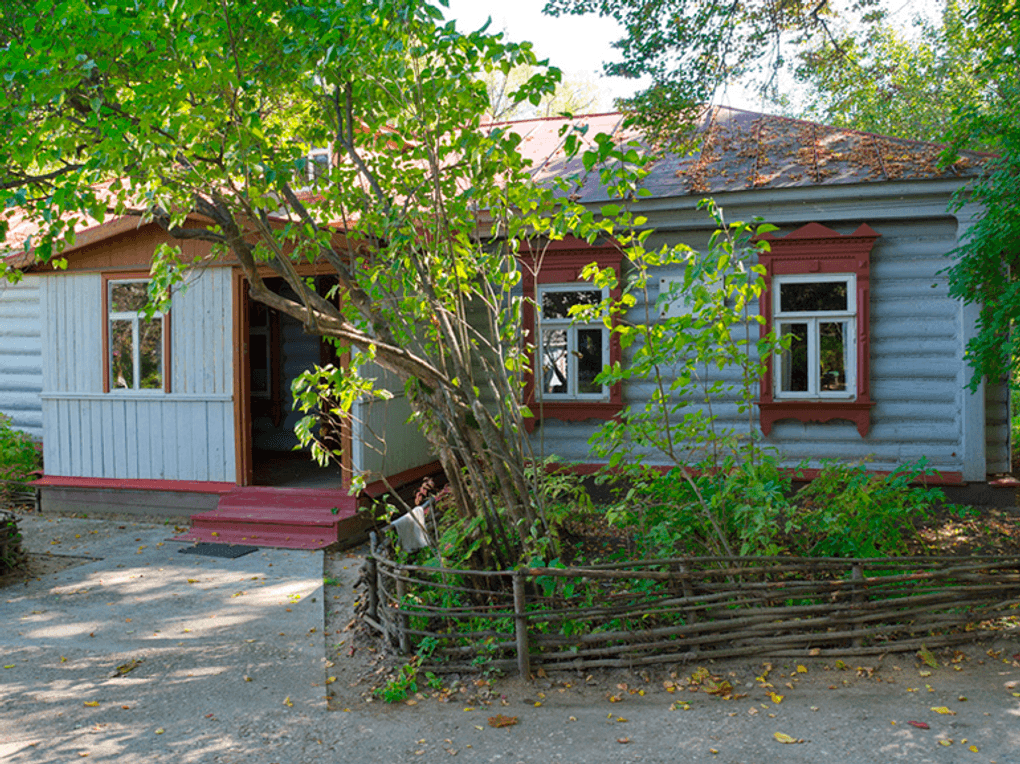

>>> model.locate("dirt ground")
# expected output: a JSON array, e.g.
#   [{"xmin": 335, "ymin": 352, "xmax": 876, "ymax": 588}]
[{"xmin": 3, "ymin": 505, "xmax": 1020, "ymax": 763}]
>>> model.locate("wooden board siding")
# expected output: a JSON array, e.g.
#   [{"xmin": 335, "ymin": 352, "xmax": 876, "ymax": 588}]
[
  {"xmin": 351, "ymin": 365, "xmax": 432, "ymax": 481},
  {"xmin": 171, "ymin": 267, "xmax": 233, "ymax": 395},
  {"xmin": 41, "ymin": 273, "xmax": 104, "ymax": 394},
  {"xmin": 529, "ymin": 200, "xmax": 1005, "ymax": 480},
  {"xmin": 0, "ymin": 276, "xmax": 43, "ymax": 437},
  {"xmin": 39, "ymin": 269, "xmax": 236, "ymax": 482},
  {"xmin": 985, "ymin": 382, "xmax": 1010, "ymax": 474},
  {"xmin": 40, "ymin": 394, "xmax": 235, "ymax": 481}
]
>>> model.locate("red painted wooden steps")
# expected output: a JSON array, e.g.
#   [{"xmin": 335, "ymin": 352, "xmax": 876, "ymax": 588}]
[{"xmin": 173, "ymin": 487, "xmax": 365, "ymax": 550}]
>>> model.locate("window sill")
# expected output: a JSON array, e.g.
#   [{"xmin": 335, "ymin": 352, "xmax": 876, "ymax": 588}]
[
  {"xmin": 527, "ymin": 401, "xmax": 622, "ymax": 426},
  {"xmin": 759, "ymin": 400, "xmax": 874, "ymax": 437}
]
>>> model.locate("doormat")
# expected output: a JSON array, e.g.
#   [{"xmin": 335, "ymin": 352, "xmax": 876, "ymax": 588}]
[{"xmin": 178, "ymin": 543, "xmax": 259, "ymax": 559}]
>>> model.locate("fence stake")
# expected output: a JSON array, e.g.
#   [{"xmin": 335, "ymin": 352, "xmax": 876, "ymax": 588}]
[
  {"xmin": 851, "ymin": 563, "xmax": 864, "ymax": 648},
  {"xmin": 513, "ymin": 570, "xmax": 531, "ymax": 680},
  {"xmin": 396, "ymin": 574, "xmax": 411, "ymax": 655},
  {"xmin": 366, "ymin": 556, "xmax": 379, "ymax": 625}
]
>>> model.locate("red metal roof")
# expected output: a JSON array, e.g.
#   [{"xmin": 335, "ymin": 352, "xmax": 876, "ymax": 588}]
[{"xmin": 4, "ymin": 107, "xmax": 990, "ymax": 264}]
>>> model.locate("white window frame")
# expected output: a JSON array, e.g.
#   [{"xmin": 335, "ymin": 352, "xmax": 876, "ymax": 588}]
[
  {"xmin": 107, "ymin": 278, "xmax": 165, "ymax": 394},
  {"xmin": 535, "ymin": 282, "xmax": 611, "ymax": 401},
  {"xmin": 773, "ymin": 273, "xmax": 856, "ymax": 400},
  {"xmin": 307, "ymin": 145, "xmax": 331, "ymax": 182}
]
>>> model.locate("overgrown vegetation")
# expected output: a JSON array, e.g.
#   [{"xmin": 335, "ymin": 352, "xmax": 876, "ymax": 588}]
[
  {"xmin": 385, "ymin": 192, "xmax": 949, "ymax": 570},
  {"xmin": 0, "ymin": 414, "xmax": 39, "ymax": 507},
  {"xmin": 0, "ymin": 510, "xmax": 26, "ymax": 575}
]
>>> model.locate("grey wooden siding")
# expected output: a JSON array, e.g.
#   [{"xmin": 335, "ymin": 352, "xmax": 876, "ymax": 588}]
[
  {"xmin": 985, "ymin": 382, "xmax": 1010, "ymax": 474},
  {"xmin": 0, "ymin": 276, "xmax": 43, "ymax": 438},
  {"xmin": 40, "ymin": 269, "xmax": 235, "ymax": 482},
  {"xmin": 530, "ymin": 207, "xmax": 1001, "ymax": 479},
  {"xmin": 352, "ymin": 366, "xmax": 432, "ymax": 480}
]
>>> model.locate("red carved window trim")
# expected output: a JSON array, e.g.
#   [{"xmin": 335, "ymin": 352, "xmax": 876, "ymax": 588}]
[
  {"xmin": 757, "ymin": 222, "xmax": 879, "ymax": 437},
  {"xmin": 518, "ymin": 237, "xmax": 624, "ymax": 423}
]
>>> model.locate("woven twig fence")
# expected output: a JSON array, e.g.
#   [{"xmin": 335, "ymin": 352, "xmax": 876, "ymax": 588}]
[
  {"xmin": 362, "ymin": 545, "xmax": 1020, "ymax": 676},
  {"xmin": 0, "ymin": 509, "xmax": 26, "ymax": 575},
  {"xmin": 0, "ymin": 478, "xmax": 37, "ymax": 511}
]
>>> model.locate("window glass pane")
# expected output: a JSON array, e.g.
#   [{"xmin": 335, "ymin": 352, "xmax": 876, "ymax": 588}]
[
  {"xmin": 819, "ymin": 321, "xmax": 847, "ymax": 392},
  {"xmin": 111, "ymin": 282, "xmax": 149, "ymax": 313},
  {"xmin": 541, "ymin": 289, "xmax": 601, "ymax": 320},
  {"xmin": 138, "ymin": 318, "xmax": 163, "ymax": 390},
  {"xmin": 576, "ymin": 328, "xmax": 604, "ymax": 394},
  {"xmin": 779, "ymin": 322, "xmax": 808, "ymax": 393},
  {"xmin": 110, "ymin": 319, "xmax": 135, "ymax": 389},
  {"xmin": 779, "ymin": 281, "xmax": 847, "ymax": 313},
  {"xmin": 541, "ymin": 329, "xmax": 568, "ymax": 395}
]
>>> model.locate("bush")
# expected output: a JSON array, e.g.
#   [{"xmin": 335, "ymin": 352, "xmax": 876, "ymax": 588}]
[
  {"xmin": 0, "ymin": 510, "xmax": 26, "ymax": 575},
  {"xmin": 601, "ymin": 456, "xmax": 947, "ymax": 560},
  {"xmin": 0, "ymin": 413, "xmax": 40, "ymax": 504},
  {"xmin": 603, "ymin": 453, "xmax": 795, "ymax": 559},
  {"xmin": 788, "ymin": 458, "xmax": 946, "ymax": 558}
]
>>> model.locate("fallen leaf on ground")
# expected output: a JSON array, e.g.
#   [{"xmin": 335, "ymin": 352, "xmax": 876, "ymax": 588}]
[
  {"xmin": 487, "ymin": 715, "xmax": 517, "ymax": 728},
  {"xmin": 111, "ymin": 658, "xmax": 142, "ymax": 677},
  {"xmin": 283, "ymin": 696, "xmax": 293, "ymax": 707},
  {"xmin": 774, "ymin": 732, "xmax": 804, "ymax": 744},
  {"xmin": 918, "ymin": 646, "xmax": 938, "ymax": 669},
  {"xmin": 796, "ymin": 665, "xmax": 808, "ymax": 674},
  {"xmin": 616, "ymin": 737, "xmax": 631, "ymax": 744},
  {"xmin": 907, "ymin": 721, "xmax": 929, "ymax": 729},
  {"xmin": 83, "ymin": 701, "xmax": 99, "ymax": 707},
  {"xmin": 768, "ymin": 692, "xmax": 784, "ymax": 704},
  {"xmin": 930, "ymin": 706, "xmax": 956, "ymax": 715}
]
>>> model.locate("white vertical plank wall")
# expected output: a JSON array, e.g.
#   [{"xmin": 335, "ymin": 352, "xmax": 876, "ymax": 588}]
[{"xmin": 40, "ymin": 269, "xmax": 235, "ymax": 482}]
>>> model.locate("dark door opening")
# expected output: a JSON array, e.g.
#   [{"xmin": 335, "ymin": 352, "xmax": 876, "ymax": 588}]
[{"xmin": 240, "ymin": 275, "xmax": 347, "ymax": 488}]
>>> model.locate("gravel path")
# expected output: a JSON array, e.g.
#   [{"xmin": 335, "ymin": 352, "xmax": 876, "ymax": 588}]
[{"xmin": 2, "ymin": 512, "xmax": 1019, "ymax": 764}]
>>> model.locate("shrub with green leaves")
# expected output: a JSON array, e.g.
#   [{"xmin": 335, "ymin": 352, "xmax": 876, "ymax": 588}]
[
  {"xmin": 603, "ymin": 453, "xmax": 795, "ymax": 558},
  {"xmin": 788, "ymin": 458, "xmax": 946, "ymax": 558},
  {"xmin": 0, "ymin": 414, "xmax": 39, "ymax": 503},
  {"xmin": 0, "ymin": 510, "xmax": 26, "ymax": 574}
]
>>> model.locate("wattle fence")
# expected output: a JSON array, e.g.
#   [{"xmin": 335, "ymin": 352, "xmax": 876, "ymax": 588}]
[{"xmin": 362, "ymin": 540, "xmax": 1020, "ymax": 675}]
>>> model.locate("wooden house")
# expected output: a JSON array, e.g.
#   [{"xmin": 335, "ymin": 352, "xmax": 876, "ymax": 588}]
[
  {"xmin": 0, "ymin": 107, "xmax": 1011, "ymax": 545},
  {"xmin": 1, "ymin": 217, "xmax": 433, "ymax": 547},
  {"xmin": 497, "ymin": 108, "xmax": 1007, "ymax": 485}
]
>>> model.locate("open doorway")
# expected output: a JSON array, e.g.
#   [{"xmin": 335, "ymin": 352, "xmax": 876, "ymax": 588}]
[{"xmin": 236, "ymin": 273, "xmax": 348, "ymax": 488}]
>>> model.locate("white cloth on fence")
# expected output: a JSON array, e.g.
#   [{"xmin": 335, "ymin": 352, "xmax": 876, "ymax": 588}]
[{"xmin": 392, "ymin": 505, "xmax": 430, "ymax": 552}]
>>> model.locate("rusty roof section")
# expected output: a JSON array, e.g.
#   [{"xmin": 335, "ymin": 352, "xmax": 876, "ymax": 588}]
[
  {"xmin": 485, "ymin": 106, "xmax": 991, "ymax": 203},
  {"xmin": 5, "ymin": 107, "xmax": 991, "ymax": 266}
]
